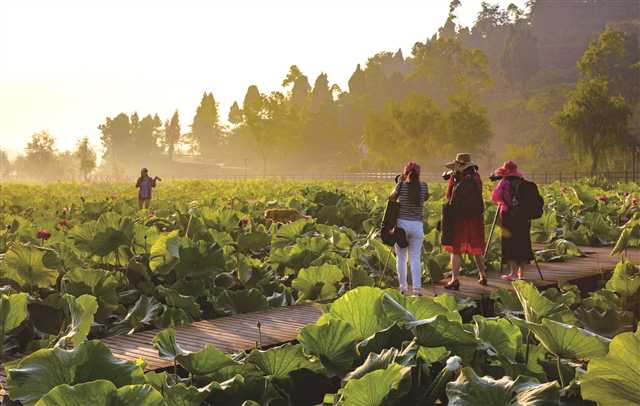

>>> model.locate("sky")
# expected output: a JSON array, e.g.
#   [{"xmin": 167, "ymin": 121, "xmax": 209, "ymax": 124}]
[{"xmin": 0, "ymin": 0, "xmax": 526, "ymax": 156}]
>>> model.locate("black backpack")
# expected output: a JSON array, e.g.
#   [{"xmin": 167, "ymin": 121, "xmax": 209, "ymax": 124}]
[
  {"xmin": 380, "ymin": 200, "xmax": 409, "ymax": 248},
  {"xmin": 510, "ymin": 178, "xmax": 544, "ymax": 220},
  {"xmin": 449, "ymin": 175, "xmax": 484, "ymax": 218}
]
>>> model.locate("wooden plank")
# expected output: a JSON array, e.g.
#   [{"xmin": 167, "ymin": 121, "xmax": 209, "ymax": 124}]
[{"xmin": 99, "ymin": 303, "xmax": 323, "ymax": 371}]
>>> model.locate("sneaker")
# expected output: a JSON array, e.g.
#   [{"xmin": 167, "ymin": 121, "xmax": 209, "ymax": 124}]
[{"xmin": 501, "ymin": 274, "xmax": 516, "ymax": 281}]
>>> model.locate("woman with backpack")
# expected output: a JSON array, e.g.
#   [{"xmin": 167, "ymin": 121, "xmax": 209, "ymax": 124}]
[
  {"xmin": 491, "ymin": 160, "xmax": 534, "ymax": 280},
  {"xmin": 442, "ymin": 153, "xmax": 487, "ymax": 290},
  {"xmin": 389, "ymin": 161, "xmax": 429, "ymax": 296}
]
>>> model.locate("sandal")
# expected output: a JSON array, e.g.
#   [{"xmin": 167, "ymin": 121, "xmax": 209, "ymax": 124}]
[
  {"xmin": 478, "ymin": 276, "xmax": 488, "ymax": 286},
  {"xmin": 444, "ymin": 279, "xmax": 460, "ymax": 291},
  {"xmin": 501, "ymin": 274, "xmax": 516, "ymax": 281}
]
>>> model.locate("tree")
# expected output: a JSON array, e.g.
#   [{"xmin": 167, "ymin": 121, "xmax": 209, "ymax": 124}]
[
  {"xmin": 578, "ymin": 26, "xmax": 640, "ymax": 103},
  {"xmin": 99, "ymin": 113, "xmax": 131, "ymax": 172},
  {"xmin": 363, "ymin": 93, "xmax": 445, "ymax": 168},
  {"xmin": 0, "ymin": 149, "xmax": 10, "ymax": 178},
  {"xmin": 20, "ymin": 131, "xmax": 58, "ymax": 179},
  {"xmin": 501, "ymin": 24, "xmax": 539, "ymax": 86},
  {"xmin": 445, "ymin": 95, "xmax": 492, "ymax": 155},
  {"xmin": 241, "ymin": 85, "xmax": 269, "ymax": 174},
  {"xmin": 282, "ymin": 65, "xmax": 311, "ymax": 107},
  {"xmin": 191, "ymin": 92, "xmax": 221, "ymax": 158},
  {"xmin": 131, "ymin": 114, "xmax": 163, "ymax": 160},
  {"xmin": 310, "ymin": 73, "xmax": 333, "ymax": 113},
  {"xmin": 228, "ymin": 102, "xmax": 243, "ymax": 125},
  {"xmin": 74, "ymin": 137, "xmax": 96, "ymax": 180},
  {"xmin": 164, "ymin": 110, "xmax": 181, "ymax": 160},
  {"xmin": 553, "ymin": 78, "xmax": 631, "ymax": 174}
]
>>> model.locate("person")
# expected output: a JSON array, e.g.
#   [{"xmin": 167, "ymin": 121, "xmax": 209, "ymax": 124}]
[
  {"xmin": 442, "ymin": 153, "xmax": 488, "ymax": 290},
  {"xmin": 491, "ymin": 160, "xmax": 534, "ymax": 280},
  {"xmin": 135, "ymin": 168, "xmax": 160, "ymax": 209},
  {"xmin": 389, "ymin": 161, "xmax": 429, "ymax": 296}
]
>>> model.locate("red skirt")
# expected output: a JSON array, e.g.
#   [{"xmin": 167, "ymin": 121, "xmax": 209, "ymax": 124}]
[{"xmin": 443, "ymin": 215, "xmax": 485, "ymax": 255}]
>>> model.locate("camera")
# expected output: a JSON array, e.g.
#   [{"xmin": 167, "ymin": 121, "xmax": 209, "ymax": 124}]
[
  {"xmin": 442, "ymin": 170, "xmax": 453, "ymax": 181},
  {"xmin": 489, "ymin": 173, "xmax": 502, "ymax": 182}
]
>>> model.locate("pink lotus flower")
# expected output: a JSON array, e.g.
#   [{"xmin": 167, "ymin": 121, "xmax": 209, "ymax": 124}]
[
  {"xmin": 239, "ymin": 218, "xmax": 250, "ymax": 227},
  {"xmin": 597, "ymin": 195, "xmax": 608, "ymax": 202},
  {"xmin": 632, "ymin": 197, "xmax": 638, "ymax": 207},
  {"xmin": 148, "ymin": 211, "xmax": 156, "ymax": 219},
  {"xmin": 37, "ymin": 229, "xmax": 51, "ymax": 240}
]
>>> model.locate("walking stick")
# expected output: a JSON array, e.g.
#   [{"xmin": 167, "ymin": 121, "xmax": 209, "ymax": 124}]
[
  {"xmin": 379, "ymin": 246, "xmax": 393, "ymax": 286},
  {"xmin": 533, "ymin": 252, "xmax": 544, "ymax": 280},
  {"xmin": 484, "ymin": 205, "xmax": 501, "ymax": 258}
]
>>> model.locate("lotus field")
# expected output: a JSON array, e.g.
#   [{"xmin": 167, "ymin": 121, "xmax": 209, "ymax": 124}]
[{"xmin": 0, "ymin": 179, "xmax": 639, "ymax": 405}]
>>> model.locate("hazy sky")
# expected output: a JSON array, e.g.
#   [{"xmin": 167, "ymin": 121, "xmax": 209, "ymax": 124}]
[{"xmin": 0, "ymin": 0, "xmax": 526, "ymax": 155}]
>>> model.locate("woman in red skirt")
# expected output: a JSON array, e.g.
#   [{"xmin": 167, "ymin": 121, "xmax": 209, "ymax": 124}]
[{"xmin": 442, "ymin": 153, "xmax": 487, "ymax": 290}]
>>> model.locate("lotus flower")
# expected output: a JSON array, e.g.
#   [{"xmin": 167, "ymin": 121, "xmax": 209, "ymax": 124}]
[
  {"xmin": 148, "ymin": 211, "xmax": 156, "ymax": 219},
  {"xmin": 445, "ymin": 355, "xmax": 462, "ymax": 371},
  {"xmin": 632, "ymin": 197, "xmax": 638, "ymax": 207},
  {"xmin": 37, "ymin": 229, "xmax": 51, "ymax": 241},
  {"xmin": 239, "ymin": 218, "xmax": 250, "ymax": 227},
  {"xmin": 58, "ymin": 219, "xmax": 71, "ymax": 228},
  {"xmin": 597, "ymin": 195, "xmax": 608, "ymax": 202}
]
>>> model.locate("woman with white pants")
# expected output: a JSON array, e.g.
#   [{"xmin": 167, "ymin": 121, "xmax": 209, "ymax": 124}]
[{"xmin": 389, "ymin": 162, "xmax": 429, "ymax": 296}]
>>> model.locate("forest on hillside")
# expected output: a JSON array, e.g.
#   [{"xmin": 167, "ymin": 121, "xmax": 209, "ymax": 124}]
[{"xmin": 1, "ymin": 0, "xmax": 639, "ymax": 180}]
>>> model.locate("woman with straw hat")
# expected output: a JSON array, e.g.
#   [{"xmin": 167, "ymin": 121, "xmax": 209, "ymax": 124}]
[
  {"xmin": 442, "ymin": 153, "xmax": 487, "ymax": 290},
  {"xmin": 491, "ymin": 160, "xmax": 534, "ymax": 280}
]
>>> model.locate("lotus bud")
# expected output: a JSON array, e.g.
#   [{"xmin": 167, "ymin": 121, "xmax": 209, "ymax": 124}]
[{"xmin": 445, "ymin": 355, "xmax": 462, "ymax": 372}]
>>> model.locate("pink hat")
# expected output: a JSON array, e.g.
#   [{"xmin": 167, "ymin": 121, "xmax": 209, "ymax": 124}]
[
  {"xmin": 495, "ymin": 160, "xmax": 523, "ymax": 178},
  {"xmin": 403, "ymin": 161, "xmax": 421, "ymax": 177}
]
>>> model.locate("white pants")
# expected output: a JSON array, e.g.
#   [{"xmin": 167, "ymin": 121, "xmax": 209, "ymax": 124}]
[{"xmin": 395, "ymin": 218, "xmax": 424, "ymax": 293}]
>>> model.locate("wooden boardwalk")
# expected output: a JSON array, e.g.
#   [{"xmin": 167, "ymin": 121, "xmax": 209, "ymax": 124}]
[
  {"xmin": 423, "ymin": 246, "xmax": 625, "ymax": 299},
  {"xmin": 0, "ymin": 245, "xmax": 631, "ymax": 396}
]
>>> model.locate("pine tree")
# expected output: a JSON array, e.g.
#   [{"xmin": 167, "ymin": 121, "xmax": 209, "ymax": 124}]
[
  {"xmin": 164, "ymin": 110, "xmax": 181, "ymax": 159},
  {"xmin": 191, "ymin": 92, "xmax": 221, "ymax": 158}
]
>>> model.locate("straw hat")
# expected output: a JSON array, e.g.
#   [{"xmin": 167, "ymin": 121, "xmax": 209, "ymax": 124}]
[{"xmin": 445, "ymin": 153, "xmax": 476, "ymax": 172}]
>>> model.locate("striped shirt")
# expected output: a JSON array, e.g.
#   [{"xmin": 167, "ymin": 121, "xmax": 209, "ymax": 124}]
[{"xmin": 393, "ymin": 181, "xmax": 428, "ymax": 221}]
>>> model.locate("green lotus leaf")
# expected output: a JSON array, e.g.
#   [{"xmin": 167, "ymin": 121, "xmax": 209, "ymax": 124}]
[
  {"xmin": 509, "ymin": 316, "xmax": 610, "ymax": 360},
  {"xmin": 6, "ymin": 340, "xmax": 144, "ymax": 405},
  {"xmin": 156, "ymin": 285, "xmax": 201, "ymax": 319},
  {"xmin": 56, "ymin": 294, "xmax": 98, "ymax": 348},
  {"xmin": 246, "ymin": 343, "xmax": 322, "ymax": 379},
  {"xmin": 605, "ymin": 261, "xmax": 640, "ymax": 298},
  {"xmin": 215, "ymin": 288, "xmax": 269, "ymax": 315},
  {"xmin": 237, "ymin": 231, "xmax": 271, "ymax": 253},
  {"xmin": 149, "ymin": 230, "xmax": 181, "ymax": 275},
  {"xmin": 446, "ymin": 367, "xmax": 560, "ymax": 405},
  {"xmin": 152, "ymin": 328, "xmax": 189, "ymax": 361},
  {"xmin": 298, "ymin": 318, "xmax": 358, "ymax": 376},
  {"xmin": 152, "ymin": 328, "xmax": 235, "ymax": 376},
  {"xmin": 409, "ymin": 314, "xmax": 476, "ymax": 350},
  {"xmin": 62, "ymin": 268, "xmax": 119, "ymax": 322},
  {"xmin": 356, "ymin": 322, "xmax": 414, "ymax": 358},
  {"xmin": 35, "ymin": 380, "xmax": 163, "ymax": 406},
  {"xmin": 433, "ymin": 294, "xmax": 475, "ymax": 312},
  {"xmin": 512, "ymin": 280, "xmax": 566, "ymax": 323},
  {"xmin": 272, "ymin": 219, "xmax": 314, "ymax": 248},
  {"xmin": 491, "ymin": 288, "xmax": 523, "ymax": 314},
  {"xmin": 581, "ymin": 326, "xmax": 640, "ymax": 406},
  {"xmin": 338, "ymin": 363, "xmax": 411, "ymax": 406},
  {"xmin": 154, "ymin": 306, "xmax": 192, "ymax": 328},
  {"xmin": 328, "ymin": 286, "xmax": 391, "ymax": 341},
  {"xmin": 292, "ymin": 264, "xmax": 344, "ymax": 301},
  {"xmin": 473, "ymin": 315, "xmax": 522, "ymax": 361},
  {"xmin": 179, "ymin": 345, "xmax": 237, "ymax": 377},
  {"xmin": 344, "ymin": 347, "xmax": 413, "ymax": 381},
  {"xmin": 161, "ymin": 382, "xmax": 212, "ymax": 406},
  {"xmin": 124, "ymin": 295, "xmax": 164, "ymax": 334},
  {"xmin": 2, "ymin": 243, "xmax": 58, "ymax": 289},
  {"xmin": 575, "ymin": 306, "xmax": 634, "ymax": 338},
  {"xmin": 0, "ymin": 292, "xmax": 29, "ymax": 334}
]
